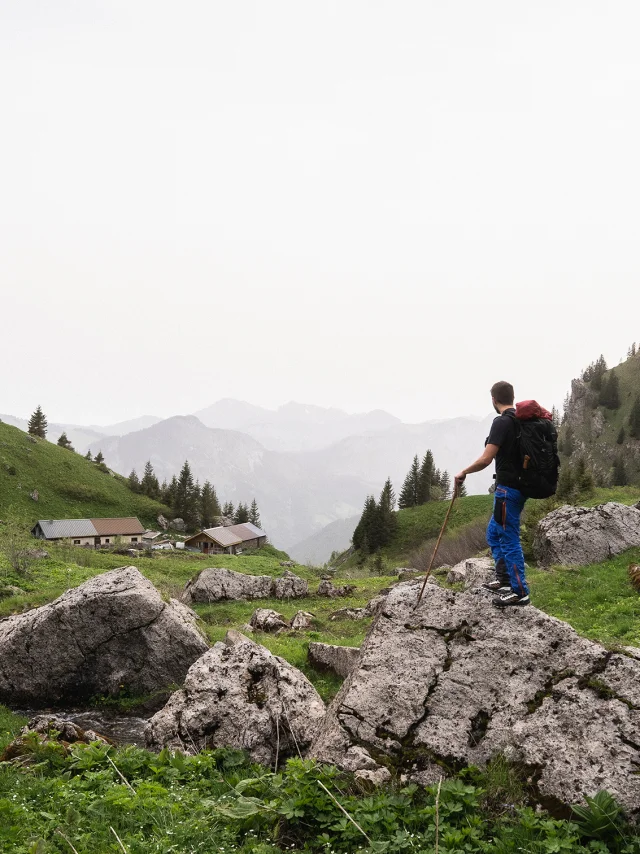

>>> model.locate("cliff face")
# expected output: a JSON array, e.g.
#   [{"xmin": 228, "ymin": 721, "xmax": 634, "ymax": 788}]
[{"xmin": 560, "ymin": 354, "xmax": 640, "ymax": 486}]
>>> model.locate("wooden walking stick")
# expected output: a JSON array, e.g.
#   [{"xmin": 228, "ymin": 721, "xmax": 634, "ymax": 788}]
[{"xmin": 415, "ymin": 484, "xmax": 459, "ymax": 606}]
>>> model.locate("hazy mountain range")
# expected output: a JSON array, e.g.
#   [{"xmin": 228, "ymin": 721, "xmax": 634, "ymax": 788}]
[{"xmin": 3, "ymin": 401, "xmax": 495, "ymax": 560}]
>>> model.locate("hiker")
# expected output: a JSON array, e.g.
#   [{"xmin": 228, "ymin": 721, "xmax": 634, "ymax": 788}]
[{"xmin": 454, "ymin": 381, "xmax": 530, "ymax": 608}]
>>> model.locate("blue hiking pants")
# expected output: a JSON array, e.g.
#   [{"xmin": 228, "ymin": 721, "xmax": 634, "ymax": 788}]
[{"xmin": 486, "ymin": 484, "xmax": 529, "ymax": 597}]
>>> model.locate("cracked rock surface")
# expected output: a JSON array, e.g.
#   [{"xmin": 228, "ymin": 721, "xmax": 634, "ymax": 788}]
[
  {"xmin": 146, "ymin": 630, "xmax": 326, "ymax": 764},
  {"xmin": 182, "ymin": 567, "xmax": 308, "ymax": 603},
  {"xmin": 534, "ymin": 502, "xmax": 640, "ymax": 566},
  {"xmin": 308, "ymin": 642, "xmax": 361, "ymax": 678},
  {"xmin": 0, "ymin": 567, "xmax": 209, "ymax": 707},
  {"xmin": 310, "ymin": 582, "xmax": 640, "ymax": 814}
]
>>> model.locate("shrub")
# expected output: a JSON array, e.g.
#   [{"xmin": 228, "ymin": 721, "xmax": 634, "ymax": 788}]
[{"xmin": 410, "ymin": 518, "xmax": 489, "ymax": 571}]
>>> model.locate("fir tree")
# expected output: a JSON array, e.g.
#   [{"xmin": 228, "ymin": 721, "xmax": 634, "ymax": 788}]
[
  {"xmin": 248, "ymin": 498, "xmax": 261, "ymax": 528},
  {"xmin": 590, "ymin": 355, "xmax": 608, "ymax": 391},
  {"xmin": 457, "ymin": 481, "xmax": 468, "ymax": 497},
  {"xmin": 598, "ymin": 370, "xmax": 620, "ymax": 409},
  {"xmin": 440, "ymin": 471, "xmax": 451, "ymax": 500},
  {"xmin": 94, "ymin": 450, "xmax": 105, "ymax": 465},
  {"xmin": 353, "ymin": 495, "xmax": 378, "ymax": 551},
  {"xmin": 556, "ymin": 464, "xmax": 575, "ymax": 502},
  {"xmin": 174, "ymin": 461, "xmax": 200, "ymax": 529},
  {"xmin": 398, "ymin": 455, "xmax": 420, "ymax": 509},
  {"xmin": 612, "ymin": 455, "xmax": 628, "ymax": 486},
  {"xmin": 617, "ymin": 426, "xmax": 626, "ymax": 445},
  {"xmin": 563, "ymin": 427, "xmax": 575, "ymax": 457},
  {"xmin": 551, "ymin": 406, "xmax": 560, "ymax": 429},
  {"xmin": 163, "ymin": 476, "xmax": 178, "ymax": 507},
  {"xmin": 141, "ymin": 460, "xmax": 160, "ymax": 499},
  {"xmin": 222, "ymin": 501, "xmax": 234, "ymax": 519},
  {"xmin": 234, "ymin": 502, "xmax": 250, "ymax": 524},
  {"xmin": 56, "ymin": 432, "xmax": 74, "ymax": 451},
  {"xmin": 128, "ymin": 469, "xmax": 141, "ymax": 493},
  {"xmin": 629, "ymin": 396, "xmax": 640, "ymax": 439},
  {"xmin": 377, "ymin": 477, "xmax": 398, "ymax": 547},
  {"xmin": 201, "ymin": 481, "xmax": 221, "ymax": 528},
  {"xmin": 84, "ymin": 450, "xmax": 92, "ymax": 461},
  {"xmin": 417, "ymin": 450, "xmax": 434, "ymax": 504},
  {"xmin": 574, "ymin": 456, "xmax": 594, "ymax": 496},
  {"xmin": 27, "ymin": 405, "xmax": 47, "ymax": 438}
]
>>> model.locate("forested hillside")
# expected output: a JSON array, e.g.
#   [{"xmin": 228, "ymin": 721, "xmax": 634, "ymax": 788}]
[
  {"xmin": 558, "ymin": 346, "xmax": 640, "ymax": 493},
  {"xmin": 0, "ymin": 421, "xmax": 169, "ymax": 527}
]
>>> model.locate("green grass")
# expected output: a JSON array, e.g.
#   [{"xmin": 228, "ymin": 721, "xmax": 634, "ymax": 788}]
[
  {"xmin": 342, "ymin": 494, "xmax": 493, "ymax": 569},
  {"xmin": 529, "ymin": 547, "xmax": 640, "ymax": 647},
  {"xmin": 0, "ymin": 719, "xmax": 637, "ymax": 854},
  {"xmin": 0, "ymin": 541, "xmax": 390, "ymax": 703},
  {"xmin": 0, "ymin": 421, "xmax": 170, "ymax": 528}
]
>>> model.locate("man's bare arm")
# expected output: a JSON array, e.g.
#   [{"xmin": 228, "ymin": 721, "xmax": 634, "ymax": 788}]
[{"xmin": 454, "ymin": 444, "xmax": 499, "ymax": 485}]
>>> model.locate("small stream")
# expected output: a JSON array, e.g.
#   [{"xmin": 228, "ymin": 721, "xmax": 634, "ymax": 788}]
[{"xmin": 17, "ymin": 708, "xmax": 150, "ymax": 747}]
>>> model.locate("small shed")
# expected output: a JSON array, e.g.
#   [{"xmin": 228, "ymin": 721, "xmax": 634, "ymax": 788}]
[{"xmin": 184, "ymin": 527, "xmax": 243, "ymax": 555}]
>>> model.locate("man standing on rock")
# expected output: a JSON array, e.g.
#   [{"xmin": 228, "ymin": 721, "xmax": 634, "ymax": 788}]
[{"xmin": 454, "ymin": 381, "xmax": 530, "ymax": 608}]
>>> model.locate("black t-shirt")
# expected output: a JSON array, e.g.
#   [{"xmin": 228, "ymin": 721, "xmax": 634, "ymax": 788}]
[{"xmin": 486, "ymin": 409, "xmax": 519, "ymax": 487}]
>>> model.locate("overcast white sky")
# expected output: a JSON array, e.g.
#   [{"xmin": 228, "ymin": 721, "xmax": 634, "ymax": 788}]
[{"xmin": 1, "ymin": 1, "xmax": 639, "ymax": 426}]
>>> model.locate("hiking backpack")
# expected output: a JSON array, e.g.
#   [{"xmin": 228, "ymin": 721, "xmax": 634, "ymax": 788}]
[{"xmin": 505, "ymin": 401, "xmax": 560, "ymax": 499}]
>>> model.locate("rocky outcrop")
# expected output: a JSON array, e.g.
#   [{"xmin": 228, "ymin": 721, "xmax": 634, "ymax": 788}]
[
  {"xmin": 310, "ymin": 582, "xmax": 640, "ymax": 814},
  {"xmin": 146, "ymin": 631, "xmax": 326, "ymax": 764},
  {"xmin": 308, "ymin": 642, "xmax": 361, "ymax": 678},
  {"xmin": 534, "ymin": 502, "xmax": 640, "ymax": 567},
  {"xmin": 0, "ymin": 567, "xmax": 209, "ymax": 707},
  {"xmin": 182, "ymin": 567, "xmax": 308, "ymax": 604},
  {"xmin": 272, "ymin": 570, "xmax": 309, "ymax": 599},
  {"xmin": 317, "ymin": 580, "xmax": 356, "ymax": 598},
  {"xmin": 250, "ymin": 608, "xmax": 289, "ymax": 633},
  {"xmin": 446, "ymin": 557, "xmax": 494, "ymax": 588},
  {"xmin": 290, "ymin": 610, "xmax": 315, "ymax": 630},
  {"xmin": 171, "ymin": 518, "xmax": 186, "ymax": 532}
]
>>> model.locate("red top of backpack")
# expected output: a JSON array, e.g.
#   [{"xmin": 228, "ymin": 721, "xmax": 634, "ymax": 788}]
[{"xmin": 515, "ymin": 400, "xmax": 553, "ymax": 421}]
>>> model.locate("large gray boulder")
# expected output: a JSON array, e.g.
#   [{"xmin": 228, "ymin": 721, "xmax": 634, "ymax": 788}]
[
  {"xmin": 146, "ymin": 631, "xmax": 325, "ymax": 764},
  {"xmin": 0, "ymin": 567, "xmax": 209, "ymax": 707},
  {"xmin": 310, "ymin": 582, "xmax": 640, "ymax": 814},
  {"xmin": 308, "ymin": 643, "xmax": 361, "ymax": 678},
  {"xmin": 534, "ymin": 502, "xmax": 640, "ymax": 567},
  {"xmin": 446, "ymin": 557, "xmax": 494, "ymax": 588},
  {"xmin": 182, "ymin": 567, "xmax": 308, "ymax": 604}
]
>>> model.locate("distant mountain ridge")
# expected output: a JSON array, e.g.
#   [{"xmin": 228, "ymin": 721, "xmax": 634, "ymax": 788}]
[
  {"xmin": 194, "ymin": 399, "xmax": 401, "ymax": 452},
  {"xmin": 4, "ymin": 399, "xmax": 495, "ymax": 560}
]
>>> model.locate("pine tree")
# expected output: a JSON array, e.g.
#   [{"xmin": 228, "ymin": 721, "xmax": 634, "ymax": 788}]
[
  {"xmin": 222, "ymin": 501, "xmax": 234, "ymax": 519},
  {"xmin": 56, "ymin": 432, "xmax": 74, "ymax": 451},
  {"xmin": 94, "ymin": 450, "xmax": 105, "ymax": 465},
  {"xmin": 248, "ymin": 498, "xmax": 261, "ymax": 528},
  {"xmin": 562, "ymin": 393, "xmax": 570, "ymax": 424},
  {"xmin": 612, "ymin": 455, "xmax": 628, "ymax": 486},
  {"xmin": 201, "ymin": 481, "xmax": 221, "ymax": 528},
  {"xmin": 128, "ymin": 469, "xmax": 141, "ymax": 493},
  {"xmin": 27, "ymin": 405, "xmax": 47, "ymax": 438},
  {"xmin": 599, "ymin": 370, "xmax": 620, "ymax": 409},
  {"xmin": 417, "ymin": 450, "xmax": 434, "ymax": 504},
  {"xmin": 377, "ymin": 477, "xmax": 398, "ymax": 548},
  {"xmin": 163, "ymin": 475, "xmax": 178, "ymax": 507},
  {"xmin": 84, "ymin": 450, "xmax": 92, "ymax": 461},
  {"xmin": 629, "ymin": 396, "xmax": 640, "ymax": 439},
  {"xmin": 590, "ymin": 355, "xmax": 608, "ymax": 391},
  {"xmin": 551, "ymin": 406, "xmax": 560, "ymax": 429},
  {"xmin": 556, "ymin": 464, "xmax": 575, "ymax": 502},
  {"xmin": 398, "ymin": 456, "xmax": 420, "ymax": 509},
  {"xmin": 353, "ymin": 495, "xmax": 378, "ymax": 551},
  {"xmin": 440, "ymin": 471, "xmax": 451, "ymax": 500},
  {"xmin": 574, "ymin": 456, "xmax": 594, "ymax": 496},
  {"xmin": 457, "ymin": 481, "xmax": 468, "ymax": 497},
  {"xmin": 174, "ymin": 460, "xmax": 200, "ymax": 529},
  {"xmin": 617, "ymin": 426, "xmax": 626, "ymax": 445},
  {"xmin": 141, "ymin": 460, "xmax": 160, "ymax": 499},
  {"xmin": 234, "ymin": 502, "xmax": 250, "ymax": 524}
]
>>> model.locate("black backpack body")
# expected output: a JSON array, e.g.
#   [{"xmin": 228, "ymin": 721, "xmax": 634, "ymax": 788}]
[{"xmin": 504, "ymin": 411, "xmax": 560, "ymax": 499}]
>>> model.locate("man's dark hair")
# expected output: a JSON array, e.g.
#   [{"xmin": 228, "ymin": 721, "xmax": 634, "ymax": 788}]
[{"xmin": 491, "ymin": 381, "xmax": 515, "ymax": 406}]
